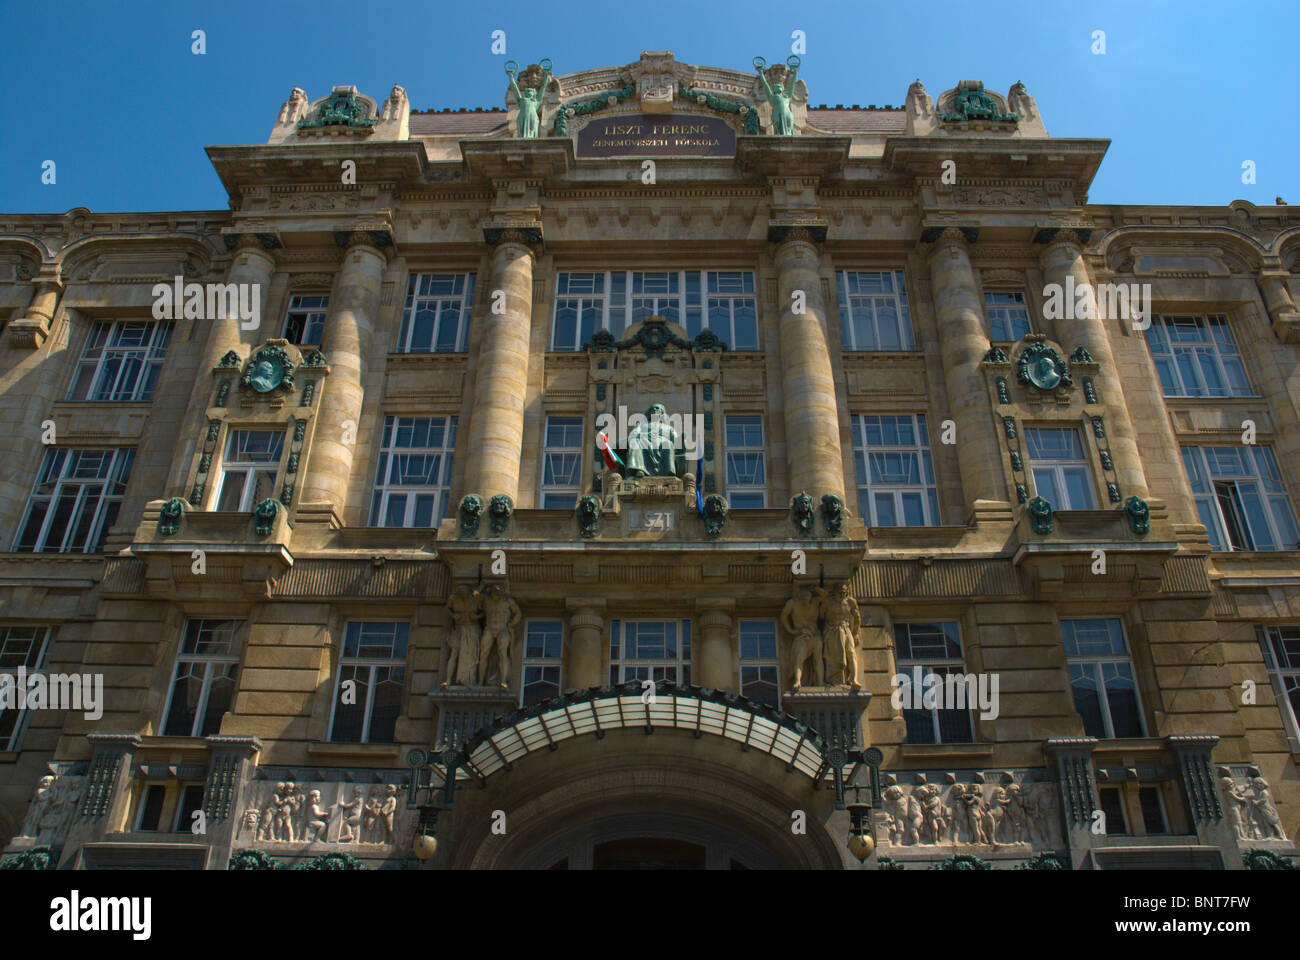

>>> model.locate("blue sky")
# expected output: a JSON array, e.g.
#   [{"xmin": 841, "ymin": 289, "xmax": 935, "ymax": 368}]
[{"xmin": 1, "ymin": 0, "xmax": 1295, "ymax": 214}]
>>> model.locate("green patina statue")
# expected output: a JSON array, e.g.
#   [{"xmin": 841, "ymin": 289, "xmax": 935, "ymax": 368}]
[
  {"xmin": 625, "ymin": 403, "xmax": 680, "ymax": 478},
  {"xmin": 506, "ymin": 59, "xmax": 552, "ymax": 139},
  {"xmin": 754, "ymin": 55, "xmax": 800, "ymax": 136}
]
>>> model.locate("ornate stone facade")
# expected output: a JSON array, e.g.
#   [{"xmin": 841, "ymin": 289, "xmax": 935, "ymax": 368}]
[{"xmin": 0, "ymin": 52, "xmax": 1298, "ymax": 871}]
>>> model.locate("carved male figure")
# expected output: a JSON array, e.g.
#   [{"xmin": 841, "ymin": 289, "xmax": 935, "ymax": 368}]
[
  {"xmin": 781, "ymin": 587, "xmax": 825, "ymax": 690},
  {"xmin": 819, "ymin": 583, "xmax": 862, "ymax": 689},
  {"xmin": 478, "ymin": 584, "xmax": 523, "ymax": 690},
  {"xmin": 882, "ymin": 784, "xmax": 919, "ymax": 846},
  {"xmin": 918, "ymin": 784, "xmax": 948, "ymax": 845},
  {"xmin": 444, "ymin": 584, "xmax": 483, "ymax": 687},
  {"xmin": 303, "ymin": 789, "xmax": 331, "ymax": 843},
  {"xmin": 362, "ymin": 792, "xmax": 383, "ymax": 843},
  {"xmin": 379, "ymin": 784, "xmax": 400, "ymax": 845}
]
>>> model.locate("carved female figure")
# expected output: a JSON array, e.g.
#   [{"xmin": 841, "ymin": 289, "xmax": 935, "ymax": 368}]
[
  {"xmin": 754, "ymin": 56, "xmax": 800, "ymax": 136},
  {"xmin": 506, "ymin": 60, "xmax": 552, "ymax": 139}
]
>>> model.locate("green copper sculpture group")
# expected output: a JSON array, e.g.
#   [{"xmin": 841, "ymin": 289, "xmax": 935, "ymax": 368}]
[
  {"xmin": 505, "ymin": 59, "xmax": 552, "ymax": 139},
  {"xmin": 754, "ymin": 55, "xmax": 800, "ymax": 136}
]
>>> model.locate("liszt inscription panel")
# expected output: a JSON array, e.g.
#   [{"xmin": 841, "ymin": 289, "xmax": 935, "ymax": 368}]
[{"xmin": 576, "ymin": 113, "xmax": 736, "ymax": 158}]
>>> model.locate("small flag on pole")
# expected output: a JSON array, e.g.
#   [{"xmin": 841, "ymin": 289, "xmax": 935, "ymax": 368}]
[
  {"xmin": 596, "ymin": 431, "xmax": 625, "ymax": 471},
  {"xmin": 695, "ymin": 459, "xmax": 705, "ymax": 516}
]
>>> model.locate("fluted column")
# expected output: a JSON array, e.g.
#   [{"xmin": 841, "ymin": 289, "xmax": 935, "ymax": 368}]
[
  {"xmin": 565, "ymin": 605, "xmax": 605, "ymax": 691},
  {"xmin": 696, "ymin": 607, "xmax": 735, "ymax": 692},
  {"xmin": 462, "ymin": 235, "xmax": 535, "ymax": 504},
  {"xmin": 926, "ymin": 229, "xmax": 1010, "ymax": 511},
  {"xmin": 299, "ymin": 235, "xmax": 385, "ymax": 516},
  {"xmin": 167, "ymin": 237, "xmax": 276, "ymax": 493},
  {"xmin": 1038, "ymin": 233, "xmax": 1149, "ymax": 499},
  {"xmin": 774, "ymin": 231, "xmax": 844, "ymax": 501}
]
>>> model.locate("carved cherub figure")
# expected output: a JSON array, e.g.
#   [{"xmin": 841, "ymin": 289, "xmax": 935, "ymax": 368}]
[
  {"xmin": 1249, "ymin": 777, "xmax": 1286, "ymax": 840},
  {"xmin": 337, "ymin": 786, "xmax": 366, "ymax": 843},
  {"xmin": 303, "ymin": 789, "xmax": 331, "ymax": 843}
]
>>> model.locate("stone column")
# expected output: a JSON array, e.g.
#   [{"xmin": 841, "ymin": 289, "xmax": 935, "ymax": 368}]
[
  {"xmin": 167, "ymin": 237, "xmax": 277, "ymax": 493},
  {"xmin": 565, "ymin": 604, "xmax": 605, "ymax": 691},
  {"xmin": 299, "ymin": 234, "xmax": 386, "ymax": 518},
  {"xmin": 696, "ymin": 607, "xmax": 735, "ymax": 692},
  {"xmin": 1258, "ymin": 269, "xmax": 1300, "ymax": 342},
  {"xmin": 462, "ymin": 235, "xmax": 535, "ymax": 505},
  {"xmin": 774, "ymin": 230, "xmax": 845, "ymax": 502},
  {"xmin": 926, "ymin": 229, "xmax": 1010, "ymax": 512},
  {"xmin": 1038, "ymin": 232, "xmax": 1149, "ymax": 499}
]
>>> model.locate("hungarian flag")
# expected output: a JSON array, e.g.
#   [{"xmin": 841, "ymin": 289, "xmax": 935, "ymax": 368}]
[{"xmin": 596, "ymin": 431, "xmax": 625, "ymax": 471}]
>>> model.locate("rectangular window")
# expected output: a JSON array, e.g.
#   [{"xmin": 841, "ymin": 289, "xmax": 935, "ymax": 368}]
[
  {"xmin": 1257, "ymin": 625, "xmax": 1300, "ymax": 742},
  {"xmin": 551, "ymin": 271, "xmax": 758, "ymax": 351},
  {"xmin": 1145, "ymin": 315, "xmax": 1251, "ymax": 398},
  {"xmin": 14, "ymin": 448, "xmax": 135, "ymax": 553},
  {"xmin": 892, "ymin": 622, "xmax": 973, "ymax": 744},
  {"xmin": 837, "ymin": 270, "xmax": 914, "ymax": 351},
  {"xmin": 1098, "ymin": 787, "xmax": 1129, "ymax": 835},
  {"xmin": 1138, "ymin": 786, "xmax": 1168, "ymax": 835},
  {"xmin": 173, "ymin": 784, "xmax": 207, "ymax": 833},
  {"xmin": 282, "ymin": 294, "xmax": 328, "ymax": 346},
  {"xmin": 67, "ymin": 319, "xmax": 173, "ymax": 402},
  {"xmin": 739, "ymin": 620, "xmax": 779, "ymax": 707},
  {"xmin": 609, "ymin": 620, "xmax": 691, "ymax": 686},
  {"xmin": 215, "ymin": 430, "xmax": 284, "ymax": 512},
  {"xmin": 541, "ymin": 417, "xmax": 584, "ymax": 509},
  {"xmin": 369, "ymin": 416, "xmax": 457, "ymax": 527},
  {"xmin": 136, "ymin": 784, "xmax": 167, "ymax": 832},
  {"xmin": 397, "ymin": 273, "xmax": 476, "ymax": 353},
  {"xmin": 1182, "ymin": 445, "xmax": 1300, "ymax": 551},
  {"xmin": 1026, "ymin": 427, "xmax": 1096, "ymax": 510},
  {"xmin": 162, "ymin": 619, "xmax": 244, "ymax": 738},
  {"xmin": 1061, "ymin": 618, "xmax": 1145, "ymax": 739},
  {"xmin": 851, "ymin": 414, "xmax": 939, "ymax": 526},
  {"xmin": 984, "ymin": 291, "xmax": 1032, "ymax": 342},
  {"xmin": 0, "ymin": 626, "xmax": 52, "ymax": 750},
  {"xmin": 521, "ymin": 620, "xmax": 564, "ymax": 706},
  {"xmin": 724, "ymin": 415, "xmax": 766, "ymax": 508},
  {"xmin": 329, "ymin": 622, "xmax": 408, "ymax": 743}
]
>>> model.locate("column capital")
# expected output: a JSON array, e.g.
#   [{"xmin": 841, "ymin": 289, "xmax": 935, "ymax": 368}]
[
  {"xmin": 921, "ymin": 225, "xmax": 978, "ymax": 248},
  {"xmin": 484, "ymin": 221, "xmax": 543, "ymax": 252},
  {"xmin": 768, "ymin": 220, "xmax": 828, "ymax": 246},
  {"xmin": 1033, "ymin": 226, "xmax": 1093, "ymax": 254},
  {"xmin": 333, "ymin": 229, "xmax": 394, "ymax": 263}
]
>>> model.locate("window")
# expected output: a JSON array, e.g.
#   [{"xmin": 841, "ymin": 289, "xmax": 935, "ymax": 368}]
[
  {"xmin": 136, "ymin": 785, "xmax": 168, "ymax": 832},
  {"xmin": 892, "ymin": 622, "xmax": 973, "ymax": 744},
  {"xmin": 1182, "ymin": 446, "xmax": 1299, "ymax": 551},
  {"xmin": 67, "ymin": 320, "xmax": 172, "ymax": 402},
  {"xmin": 1061, "ymin": 618, "xmax": 1144, "ymax": 739},
  {"xmin": 837, "ymin": 270, "xmax": 914, "ymax": 351},
  {"xmin": 1257, "ymin": 626, "xmax": 1300, "ymax": 742},
  {"xmin": 521, "ymin": 620, "xmax": 563, "ymax": 706},
  {"xmin": 851, "ymin": 414, "xmax": 939, "ymax": 526},
  {"xmin": 551, "ymin": 271, "xmax": 758, "ymax": 351},
  {"xmin": 541, "ymin": 417, "xmax": 584, "ymax": 509},
  {"xmin": 0, "ymin": 626, "xmax": 52, "ymax": 750},
  {"xmin": 1145, "ymin": 315, "xmax": 1251, "ymax": 398},
  {"xmin": 162, "ymin": 619, "xmax": 243, "ymax": 738},
  {"xmin": 609, "ymin": 620, "xmax": 691, "ymax": 686},
  {"xmin": 984, "ymin": 291, "xmax": 1032, "ymax": 342},
  {"xmin": 396, "ymin": 273, "xmax": 476, "ymax": 353},
  {"xmin": 1138, "ymin": 787, "xmax": 1168, "ymax": 835},
  {"xmin": 282, "ymin": 295, "xmax": 328, "ymax": 346},
  {"xmin": 215, "ymin": 430, "xmax": 283, "ymax": 512},
  {"xmin": 739, "ymin": 620, "xmax": 779, "ymax": 707},
  {"xmin": 173, "ymin": 784, "xmax": 206, "ymax": 833},
  {"xmin": 14, "ymin": 448, "xmax": 135, "ymax": 553},
  {"xmin": 724, "ymin": 416, "xmax": 766, "ymax": 508},
  {"xmin": 1098, "ymin": 787, "xmax": 1129, "ymax": 835},
  {"xmin": 329, "ymin": 622, "xmax": 408, "ymax": 743},
  {"xmin": 369, "ymin": 416, "xmax": 457, "ymax": 527},
  {"xmin": 1026, "ymin": 427, "xmax": 1096, "ymax": 510}
]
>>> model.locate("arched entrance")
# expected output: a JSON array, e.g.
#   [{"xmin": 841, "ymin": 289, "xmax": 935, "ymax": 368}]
[{"xmin": 442, "ymin": 728, "xmax": 846, "ymax": 869}]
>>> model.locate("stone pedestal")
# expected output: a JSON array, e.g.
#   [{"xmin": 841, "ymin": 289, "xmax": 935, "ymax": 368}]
[
  {"xmin": 428, "ymin": 688, "xmax": 519, "ymax": 750},
  {"xmin": 783, "ymin": 688, "xmax": 872, "ymax": 748}
]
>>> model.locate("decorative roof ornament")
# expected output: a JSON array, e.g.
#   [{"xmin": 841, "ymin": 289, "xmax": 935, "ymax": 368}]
[
  {"xmin": 297, "ymin": 86, "xmax": 377, "ymax": 132},
  {"xmin": 938, "ymin": 81, "xmax": 1019, "ymax": 126}
]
